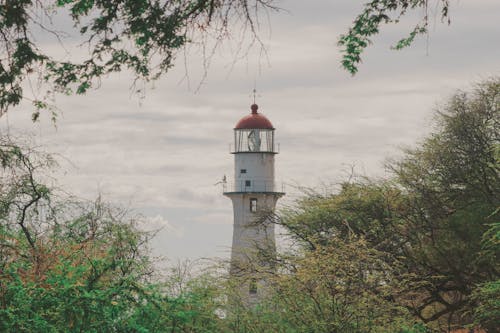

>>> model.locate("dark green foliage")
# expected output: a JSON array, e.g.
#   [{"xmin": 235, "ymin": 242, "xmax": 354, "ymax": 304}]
[
  {"xmin": 338, "ymin": 0, "xmax": 451, "ymax": 74},
  {"xmin": 470, "ymin": 220, "xmax": 500, "ymax": 331},
  {"xmin": 472, "ymin": 279, "xmax": 500, "ymax": 331},
  {"xmin": 0, "ymin": 0, "xmax": 275, "ymax": 118},
  {"xmin": 0, "ymin": 137, "xmax": 157, "ymax": 331},
  {"xmin": 275, "ymin": 78, "xmax": 499, "ymax": 331},
  {"xmin": 0, "ymin": 1, "xmax": 463, "ymax": 117},
  {"xmin": 0, "ymin": 137, "xmax": 223, "ymax": 332}
]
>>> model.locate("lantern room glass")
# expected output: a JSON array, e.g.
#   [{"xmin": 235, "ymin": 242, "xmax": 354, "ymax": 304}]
[{"xmin": 233, "ymin": 128, "xmax": 276, "ymax": 153}]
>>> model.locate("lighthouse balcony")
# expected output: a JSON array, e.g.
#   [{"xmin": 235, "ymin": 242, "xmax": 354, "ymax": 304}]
[
  {"xmin": 223, "ymin": 180, "xmax": 285, "ymax": 195},
  {"xmin": 229, "ymin": 142, "xmax": 280, "ymax": 154}
]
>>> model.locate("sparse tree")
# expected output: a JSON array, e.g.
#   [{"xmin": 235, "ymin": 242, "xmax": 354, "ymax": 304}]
[
  {"xmin": 0, "ymin": 0, "xmax": 278, "ymax": 119},
  {"xmin": 274, "ymin": 77, "xmax": 499, "ymax": 332},
  {"xmin": 339, "ymin": 0, "xmax": 453, "ymax": 74},
  {"xmin": 0, "ymin": 136, "xmax": 224, "ymax": 332},
  {"xmin": 0, "ymin": 1, "xmax": 468, "ymax": 118}
]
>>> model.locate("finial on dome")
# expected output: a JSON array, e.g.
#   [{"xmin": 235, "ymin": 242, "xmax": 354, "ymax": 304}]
[{"xmin": 251, "ymin": 104, "xmax": 258, "ymax": 114}]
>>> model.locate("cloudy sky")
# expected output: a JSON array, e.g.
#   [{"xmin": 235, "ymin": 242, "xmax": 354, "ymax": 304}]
[{"xmin": 1, "ymin": 0, "xmax": 499, "ymax": 263}]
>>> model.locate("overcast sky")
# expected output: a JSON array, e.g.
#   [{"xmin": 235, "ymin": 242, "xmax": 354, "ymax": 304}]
[{"xmin": 1, "ymin": 0, "xmax": 499, "ymax": 264}]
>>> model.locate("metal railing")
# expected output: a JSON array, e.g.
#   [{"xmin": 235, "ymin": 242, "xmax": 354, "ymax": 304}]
[
  {"xmin": 223, "ymin": 180, "xmax": 285, "ymax": 193},
  {"xmin": 228, "ymin": 143, "xmax": 280, "ymax": 154}
]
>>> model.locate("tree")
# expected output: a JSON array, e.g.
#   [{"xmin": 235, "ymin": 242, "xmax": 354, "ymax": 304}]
[
  {"xmin": 0, "ymin": 136, "xmax": 224, "ymax": 332},
  {"xmin": 273, "ymin": 78, "xmax": 499, "ymax": 331},
  {"xmin": 0, "ymin": 136, "xmax": 155, "ymax": 331},
  {"xmin": 387, "ymin": 78, "xmax": 498, "ymax": 329},
  {"xmin": 265, "ymin": 239, "xmax": 415, "ymax": 333},
  {"xmin": 339, "ymin": 0, "xmax": 452, "ymax": 74},
  {"xmin": 0, "ymin": 0, "xmax": 277, "ymax": 119},
  {"xmin": 470, "ymin": 220, "xmax": 500, "ymax": 331},
  {"xmin": 0, "ymin": 1, "xmax": 466, "ymax": 119}
]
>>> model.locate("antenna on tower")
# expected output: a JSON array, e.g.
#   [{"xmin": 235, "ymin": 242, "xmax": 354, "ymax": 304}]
[
  {"xmin": 253, "ymin": 78, "xmax": 257, "ymax": 103},
  {"xmin": 250, "ymin": 82, "xmax": 261, "ymax": 104}
]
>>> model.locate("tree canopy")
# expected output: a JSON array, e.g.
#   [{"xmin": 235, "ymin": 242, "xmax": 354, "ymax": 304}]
[
  {"xmin": 0, "ymin": 0, "xmax": 458, "ymax": 119},
  {"xmin": 0, "ymin": 136, "xmax": 224, "ymax": 332},
  {"xmin": 338, "ymin": 0, "xmax": 451, "ymax": 74},
  {"xmin": 273, "ymin": 77, "xmax": 499, "ymax": 331},
  {"xmin": 0, "ymin": 0, "xmax": 278, "ymax": 119}
]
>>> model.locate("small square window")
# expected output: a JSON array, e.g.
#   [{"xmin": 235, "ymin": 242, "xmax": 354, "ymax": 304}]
[
  {"xmin": 249, "ymin": 278, "xmax": 257, "ymax": 295},
  {"xmin": 245, "ymin": 180, "xmax": 251, "ymax": 187},
  {"xmin": 240, "ymin": 169, "xmax": 247, "ymax": 174},
  {"xmin": 250, "ymin": 198, "xmax": 257, "ymax": 212}
]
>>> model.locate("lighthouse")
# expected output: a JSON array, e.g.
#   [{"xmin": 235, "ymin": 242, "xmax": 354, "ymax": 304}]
[{"xmin": 224, "ymin": 103, "xmax": 284, "ymax": 302}]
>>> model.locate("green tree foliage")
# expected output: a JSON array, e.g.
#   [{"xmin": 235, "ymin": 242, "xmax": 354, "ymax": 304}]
[
  {"xmin": 0, "ymin": 0, "xmax": 276, "ymax": 119},
  {"xmin": 338, "ymin": 0, "xmax": 451, "ymax": 74},
  {"xmin": 0, "ymin": 136, "xmax": 149, "ymax": 331},
  {"xmin": 0, "ymin": 137, "xmax": 223, "ymax": 332},
  {"xmin": 269, "ymin": 78, "xmax": 499, "ymax": 331},
  {"xmin": 0, "ymin": 0, "xmax": 466, "ymax": 118},
  {"xmin": 250, "ymin": 241, "xmax": 413, "ymax": 332},
  {"xmin": 387, "ymin": 78, "xmax": 499, "ymax": 329},
  {"xmin": 470, "ymin": 220, "xmax": 500, "ymax": 331},
  {"xmin": 472, "ymin": 277, "xmax": 500, "ymax": 331}
]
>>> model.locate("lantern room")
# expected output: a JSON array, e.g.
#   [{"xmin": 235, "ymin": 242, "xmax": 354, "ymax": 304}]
[{"xmin": 233, "ymin": 104, "xmax": 277, "ymax": 153}]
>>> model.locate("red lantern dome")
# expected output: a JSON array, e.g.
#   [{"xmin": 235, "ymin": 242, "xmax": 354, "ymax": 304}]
[{"xmin": 235, "ymin": 104, "xmax": 274, "ymax": 129}]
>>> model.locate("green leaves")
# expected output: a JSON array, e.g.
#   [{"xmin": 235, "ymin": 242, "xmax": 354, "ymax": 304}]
[
  {"xmin": 76, "ymin": 81, "xmax": 90, "ymax": 94},
  {"xmin": 274, "ymin": 78, "xmax": 499, "ymax": 330},
  {"xmin": 471, "ymin": 279, "xmax": 500, "ymax": 331},
  {"xmin": 0, "ymin": 0, "xmax": 273, "ymax": 120},
  {"xmin": 0, "ymin": 136, "xmax": 226, "ymax": 332},
  {"xmin": 339, "ymin": 0, "xmax": 450, "ymax": 74},
  {"xmin": 392, "ymin": 25, "xmax": 427, "ymax": 50}
]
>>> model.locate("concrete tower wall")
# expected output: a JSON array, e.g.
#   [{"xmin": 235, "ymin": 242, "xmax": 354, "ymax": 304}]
[
  {"xmin": 233, "ymin": 153, "xmax": 275, "ymax": 192},
  {"xmin": 226, "ymin": 192, "xmax": 279, "ymax": 303},
  {"xmin": 228, "ymin": 193, "xmax": 278, "ymax": 267}
]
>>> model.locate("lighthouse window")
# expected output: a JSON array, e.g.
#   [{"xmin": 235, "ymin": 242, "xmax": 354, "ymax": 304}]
[
  {"xmin": 245, "ymin": 180, "xmax": 251, "ymax": 187},
  {"xmin": 250, "ymin": 198, "xmax": 257, "ymax": 212},
  {"xmin": 240, "ymin": 169, "xmax": 247, "ymax": 174},
  {"xmin": 249, "ymin": 278, "xmax": 257, "ymax": 295}
]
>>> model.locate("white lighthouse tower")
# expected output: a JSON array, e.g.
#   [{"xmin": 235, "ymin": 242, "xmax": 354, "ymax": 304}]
[{"xmin": 224, "ymin": 103, "xmax": 284, "ymax": 302}]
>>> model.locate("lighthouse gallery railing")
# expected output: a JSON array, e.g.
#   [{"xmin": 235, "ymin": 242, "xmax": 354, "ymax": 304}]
[{"xmin": 223, "ymin": 180, "xmax": 285, "ymax": 193}]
